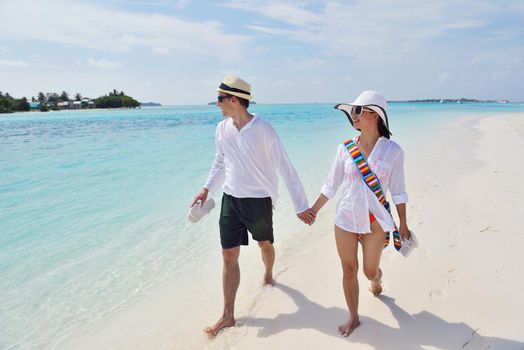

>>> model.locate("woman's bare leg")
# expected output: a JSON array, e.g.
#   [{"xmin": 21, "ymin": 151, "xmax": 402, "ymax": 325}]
[
  {"xmin": 361, "ymin": 221, "xmax": 387, "ymax": 296},
  {"xmin": 334, "ymin": 225, "xmax": 361, "ymax": 336}
]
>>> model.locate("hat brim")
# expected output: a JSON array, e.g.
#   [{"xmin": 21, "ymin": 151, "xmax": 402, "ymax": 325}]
[
  {"xmin": 334, "ymin": 103, "xmax": 389, "ymax": 131},
  {"xmin": 216, "ymin": 88, "xmax": 252, "ymax": 101}
]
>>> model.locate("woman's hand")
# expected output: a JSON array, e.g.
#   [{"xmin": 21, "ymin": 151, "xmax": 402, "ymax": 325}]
[
  {"xmin": 395, "ymin": 203, "xmax": 410, "ymax": 240},
  {"xmin": 297, "ymin": 208, "xmax": 316, "ymax": 225},
  {"xmin": 399, "ymin": 222, "xmax": 411, "ymax": 241}
]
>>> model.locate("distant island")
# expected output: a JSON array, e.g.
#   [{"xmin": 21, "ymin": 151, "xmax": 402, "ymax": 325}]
[
  {"xmin": 1, "ymin": 89, "xmax": 140, "ymax": 113},
  {"xmin": 140, "ymin": 102, "xmax": 162, "ymax": 107},
  {"xmin": 398, "ymin": 98, "xmax": 503, "ymax": 103},
  {"xmin": 208, "ymin": 101, "xmax": 256, "ymax": 105}
]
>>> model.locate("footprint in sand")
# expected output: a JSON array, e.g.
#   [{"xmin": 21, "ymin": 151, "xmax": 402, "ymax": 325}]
[
  {"xmin": 429, "ymin": 289, "xmax": 446, "ymax": 300},
  {"xmin": 479, "ymin": 225, "xmax": 499, "ymax": 233},
  {"xmin": 447, "ymin": 269, "xmax": 457, "ymax": 285}
]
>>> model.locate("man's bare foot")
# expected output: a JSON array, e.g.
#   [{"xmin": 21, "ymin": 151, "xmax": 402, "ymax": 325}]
[
  {"xmin": 338, "ymin": 316, "xmax": 360, "ymax": 337},
  {"xmin": 263, "ymin": 273, "xmax": 274, "ymax": 286},
  {"xmin": 370, "ymin": 268, "xmax": 383, "ymax": 296},
  {"xmin": 203, "ymin": 316, "xmax": 235, "ymax": 337}
]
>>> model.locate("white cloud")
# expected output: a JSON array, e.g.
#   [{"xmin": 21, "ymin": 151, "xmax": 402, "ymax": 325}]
[
  {"xmin": 226, "ymin": 2, "xmax": 319, "ymax": 26},
  {"xmin": 152, "ymin": 47, "xmax": 171, "ymax": 55},
  {"xmin": 107, "ymin": 0, "xmax": 170, "ymax": 6},
  {"xmin": 86, "ymin": 58, "xmax": 125, "ymax": 70},
  {"xmin": 0, "ymin": 59, "xmax": 30, "ymax": 67},
  {"xmin": 0, "ymin": 0, "xmax": 250, "ymax": 62},
  {"xmin": 490, "ymin": 70, "xmax": 511, "ymax": 81},
  {"xmin": 254, "ymin": 46, "xmax": 271, "ymax": 55},
  {"xmin": 276, "ymin": 79, "xmax": 292, "ymax": 85},
  {"xmin": 438, "ymin": 72, "xmax": 450, "ymax": 83},
  {"xmin": 176, "ymin": 0, "xmax": 190, "ymax": 9},
  {"xmin": 226, "ymin": 0, "xmax": 502, "ymax": 61}
]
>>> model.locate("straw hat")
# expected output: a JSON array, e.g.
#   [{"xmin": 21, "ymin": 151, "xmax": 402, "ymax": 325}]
[
  {"xmin": 335, "ymin": 90, "xmax": 389, "ymax": 131},
  {"xmin": 217, "ymin": 75, "xmax": 252, "ymax": 100}
]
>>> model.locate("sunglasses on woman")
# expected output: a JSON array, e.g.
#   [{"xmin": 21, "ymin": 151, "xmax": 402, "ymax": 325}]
[{"xmin": 351, "ymin": 106, "xmax": 374, "ymax": 116}]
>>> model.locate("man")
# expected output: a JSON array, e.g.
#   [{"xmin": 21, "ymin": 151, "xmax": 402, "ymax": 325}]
[{"xmin": 191, "ymin": 75, "xmax": 315, "ymax": 336}]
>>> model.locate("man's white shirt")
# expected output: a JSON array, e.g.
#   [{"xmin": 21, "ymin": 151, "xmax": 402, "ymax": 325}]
[{"xmin": 204, "ymin": 115, "xmax": 309, "ymax": 213}]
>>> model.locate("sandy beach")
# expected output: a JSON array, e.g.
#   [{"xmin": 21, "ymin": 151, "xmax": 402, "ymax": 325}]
[
  {"xmin": 2, "ymin": 1, "xmax": 523, "ymax": 347},
  {"xmin": 205, "ymin": 112, "xmax": 524, "ymax": 350}
]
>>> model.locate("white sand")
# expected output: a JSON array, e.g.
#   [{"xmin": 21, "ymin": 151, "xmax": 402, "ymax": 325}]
[{"xmin": 206, "ymin": 113, "xmax": 524, "ymax": 349}]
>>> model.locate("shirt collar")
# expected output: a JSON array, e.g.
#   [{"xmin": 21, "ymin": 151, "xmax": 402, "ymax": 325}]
[{"xmin": 238, "ymin": 114, "xmax": 257, "ymax": 133}]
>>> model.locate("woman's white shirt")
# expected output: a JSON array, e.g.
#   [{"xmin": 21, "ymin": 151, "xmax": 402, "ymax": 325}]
[{"xmin": 321, "ymin": 137, "xmax": 408, "ymax": 234}]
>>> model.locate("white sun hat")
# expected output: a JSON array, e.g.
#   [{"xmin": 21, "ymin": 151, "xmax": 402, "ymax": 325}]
[
  {"xmin": 217, "ymin": 75, "xmax": 252, "ymax": 100},
  {"xmin": 334, "ymin": 90, "xmax": 389, "ymax": 131}
]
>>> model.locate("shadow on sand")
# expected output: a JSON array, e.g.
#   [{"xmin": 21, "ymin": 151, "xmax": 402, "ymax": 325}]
[{"xmin": 243, "ymin": 283, "xmax": 523, "ymax": 349}]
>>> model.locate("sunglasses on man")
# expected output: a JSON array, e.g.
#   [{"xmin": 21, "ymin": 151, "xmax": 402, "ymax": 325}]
[
  {"xmin": 217, "ymin": 95, "xmax": 233, "ymax": 102},
  {"xmin": 351, "ymin": 106, "xmax": 375, "ymax": 116}
]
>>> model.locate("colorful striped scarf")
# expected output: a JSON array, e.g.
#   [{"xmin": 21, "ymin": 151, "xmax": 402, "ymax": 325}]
[{"xmin": 344, "ymin": 138, "xmax": 401, "ymax": 251}]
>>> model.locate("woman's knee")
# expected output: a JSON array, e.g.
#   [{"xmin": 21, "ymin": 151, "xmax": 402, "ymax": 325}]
[
  {"xmin": 341, "ymin": 260, "xmax": 359, "ymax": 278},
  {"xmin": 363, "ymin": 266, "xmax": 380, "ymax": 281}
]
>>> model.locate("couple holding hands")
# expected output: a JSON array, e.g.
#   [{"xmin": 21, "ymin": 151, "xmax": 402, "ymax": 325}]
[{"xmin": 191, "ymin": 75, "xmax": 411, "ymax": 337}]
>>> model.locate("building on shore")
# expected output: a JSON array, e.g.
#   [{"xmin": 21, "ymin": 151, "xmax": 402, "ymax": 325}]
[
  {"xmin": 29, "ymin": 102, "xmax": 42, "ymax": 110},
  {"xmin": 56, "ymin": 98, "xmax": 95, "ymax": 110}
]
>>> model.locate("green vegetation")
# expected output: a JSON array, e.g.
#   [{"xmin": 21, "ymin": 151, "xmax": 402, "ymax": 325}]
[
  {"xmin": 93, "ymin": 89, "xmax": 140, "ymax": 108},
  {"xmin": 0, "ymin": 92, "xmax": 30, "ymax": 113},
  {"xmin": 0, "ymin": 89, "xmax": 141, "ymax": 113}
]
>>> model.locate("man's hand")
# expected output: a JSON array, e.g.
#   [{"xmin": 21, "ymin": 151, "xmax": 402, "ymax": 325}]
[
  {"xmin": 191, "ymin": 188, "xmax": 209, "ymax": 207},
  {"xmin": 297, "ymin": 208, "xmax": 316, "ymax": 225}
]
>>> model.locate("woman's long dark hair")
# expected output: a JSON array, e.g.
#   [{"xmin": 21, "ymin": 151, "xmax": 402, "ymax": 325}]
[{"xmin": 378, "ymin": 117, "xmax": 392, "ymax": 139}]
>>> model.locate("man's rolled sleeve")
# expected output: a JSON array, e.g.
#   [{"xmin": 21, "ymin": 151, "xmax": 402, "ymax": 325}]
[
  {"xmin": 203, "ymin": 151, "xmax": 225, "ymax": 194},
  {"xmin": 271, "ymin": 135, "xmax": 309, "ymax": 213}
]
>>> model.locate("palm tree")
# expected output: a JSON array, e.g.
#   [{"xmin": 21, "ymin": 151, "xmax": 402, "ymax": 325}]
[
  {"xmin": 37, "ymin": 92, "xmax": 46, "ymax": 103},
  {"xmin": 60, "ymin": 90, "xmax": 69, "ymax": 102},
  {"xmin": 46, "ymin": 93, "xmax": 59, "ymax": 105},
  {"xmin": 74, "ymin": 93, "xmax": 82, "ymax": 101}
]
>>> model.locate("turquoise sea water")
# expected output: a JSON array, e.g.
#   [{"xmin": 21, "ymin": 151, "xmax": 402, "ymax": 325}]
[{"xmin": 1, "ymin": 102, "xmax": 523, "ymax": 348}]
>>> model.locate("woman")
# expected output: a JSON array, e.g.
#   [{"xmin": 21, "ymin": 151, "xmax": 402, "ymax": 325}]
[{"xmin": 311, "ymin": 90, "xmax": 411, "ymax": 336}]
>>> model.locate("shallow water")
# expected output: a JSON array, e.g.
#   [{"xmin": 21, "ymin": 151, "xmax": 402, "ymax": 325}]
[{"xmin": 1, "ymin": 102, "xmax": 522, "ymax": 348}]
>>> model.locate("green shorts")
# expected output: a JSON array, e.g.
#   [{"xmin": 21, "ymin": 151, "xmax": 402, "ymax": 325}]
[{"xmin": 219, "ymin": 193, "xmax": 273, "ymax": 249}]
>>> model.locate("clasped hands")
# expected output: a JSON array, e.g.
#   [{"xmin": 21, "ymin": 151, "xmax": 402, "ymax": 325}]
[{"xmin": 297, "ymin": 208, "xmax": 317, "ymax": 225}]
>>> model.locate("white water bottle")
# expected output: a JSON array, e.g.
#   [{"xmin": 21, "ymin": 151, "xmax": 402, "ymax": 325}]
[{"xmin": 187, "ymin": 198, "xmax": 215, "ymax": 223}]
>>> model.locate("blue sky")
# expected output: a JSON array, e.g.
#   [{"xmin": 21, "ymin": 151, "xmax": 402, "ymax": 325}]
[{"xmin": 0, "ymin": 0, "xmax": 523, "ymax": 104}]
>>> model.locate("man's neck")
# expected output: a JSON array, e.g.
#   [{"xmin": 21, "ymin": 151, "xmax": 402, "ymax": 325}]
[{"xmin": 231, "ymin": 110, "xmax": 254, "ymax": 130}]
